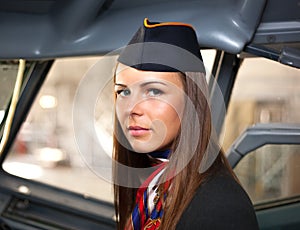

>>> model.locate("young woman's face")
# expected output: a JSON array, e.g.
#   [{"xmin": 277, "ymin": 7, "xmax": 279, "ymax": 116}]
[{"xmin": 115, "ymin": 64, "xmax": 185, "ymax": 153}]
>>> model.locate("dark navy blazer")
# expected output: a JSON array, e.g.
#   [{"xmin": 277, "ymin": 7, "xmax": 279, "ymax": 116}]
[{"xmin": 176, "ymin": 169, "xmax": 259, "ymax": 229}]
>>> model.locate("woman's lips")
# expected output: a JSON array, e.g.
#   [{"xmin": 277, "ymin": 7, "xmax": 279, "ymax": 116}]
[{"xmin": 128, "ymin": 126, "xmax": 151, "ymax": 137}]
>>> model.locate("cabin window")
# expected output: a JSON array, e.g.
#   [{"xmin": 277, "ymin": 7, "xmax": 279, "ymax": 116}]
[{"xmin": 222, "ymin": 57, "xmax": 300, "ymax": 205}]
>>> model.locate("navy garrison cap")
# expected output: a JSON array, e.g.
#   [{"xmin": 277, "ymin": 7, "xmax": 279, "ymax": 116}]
[{"xmin": 118, "ymin": 18, "xmax": 205, "ymax": 73}]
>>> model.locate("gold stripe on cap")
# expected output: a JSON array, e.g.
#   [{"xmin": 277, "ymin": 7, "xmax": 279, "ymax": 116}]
[{"xmin": 144, "ymin": 18, "xmax": 194, "ymax": 30}]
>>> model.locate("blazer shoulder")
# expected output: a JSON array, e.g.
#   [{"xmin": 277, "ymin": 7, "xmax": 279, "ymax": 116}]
[{"xmin": 176, "ymin": 172, "xmax": 259, "ymax": 230}]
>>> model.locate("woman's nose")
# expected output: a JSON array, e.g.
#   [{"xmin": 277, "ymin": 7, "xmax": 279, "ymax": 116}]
[
  {"xmin": 116, "ymin": 91, "xmax": 145, "ymax": 118},
  {"xmin": 128, "ymin": 99, "xmax": 144, "ymax": 117}
]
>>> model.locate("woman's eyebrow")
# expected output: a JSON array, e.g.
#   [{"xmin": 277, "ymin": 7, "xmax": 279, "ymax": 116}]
[
  {"xmin": 114, "ymin": 83, "xmax": 127, "ymax": 87},
  {"xmin": 140, "ymin": 81, "xmax": 167, "ymax": 87}
]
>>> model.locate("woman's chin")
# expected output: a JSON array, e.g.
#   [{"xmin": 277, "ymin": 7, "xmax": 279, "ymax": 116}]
[{"xmin": 130, "ymin": 140, "xmax": 162, "ymax": 154}]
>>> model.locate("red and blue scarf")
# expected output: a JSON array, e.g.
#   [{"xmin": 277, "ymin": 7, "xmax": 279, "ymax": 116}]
[{"xmin": 125, "ymin": 150, "xmax": 171, "ymax": 230}]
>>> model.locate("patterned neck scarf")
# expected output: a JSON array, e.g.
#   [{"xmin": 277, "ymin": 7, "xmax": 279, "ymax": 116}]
[{"xmin": 125, "ymin": 150, "xmax": 171, "ymax": 230}]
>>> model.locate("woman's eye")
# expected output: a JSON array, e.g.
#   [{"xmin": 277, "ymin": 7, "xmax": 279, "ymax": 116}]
[
  {"xmin": 116, "ymin": 89, "xmax": 131, "ymax": 97},
  {"xmin": 147, "ymin": 88, "xmax": 163, "ymax": 97}
]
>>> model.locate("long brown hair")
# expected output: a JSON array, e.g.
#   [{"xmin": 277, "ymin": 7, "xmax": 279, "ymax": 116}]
[{"xmin": 113, "ymin": 71, "xmax": 235, "ymax": 229}]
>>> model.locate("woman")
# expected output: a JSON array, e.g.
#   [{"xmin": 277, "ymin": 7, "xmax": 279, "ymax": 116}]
[{"xmin": 113, "ymin": 18, "xmax": 258, "ymax": 230}]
